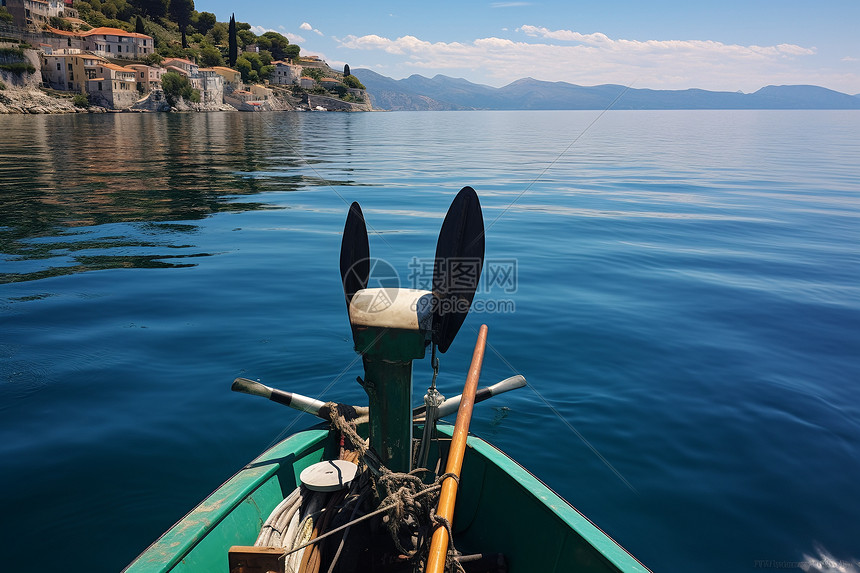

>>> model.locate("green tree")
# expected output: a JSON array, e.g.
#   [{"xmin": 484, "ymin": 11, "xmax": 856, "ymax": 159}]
[
  {"xmin": 343, "ymin": 64, "xmax": 350, "ymax": 77},
  {"xmin": 283, "ymin": 44, "xmax": 299, "ymax": 60},
  {"xmin": 193, "ymin": 11, "xmax": 215, "ymax": 35},
  {"xmin": 235, "ymin": 56, "xmax": 252, "ymax": 82},
  {"xmin": 343, "ymin": 74, "xmax": 365, "ymax": 90},
  {"xmin": 168, "ymin": 0, "xmax": 194, "ymax": 48},
  {"xmin": 143, "ymin": 52, "xmax": 163, "ymax": 66},
  {"xmin": 235, "ymin": 52, "xmax": 272, "ymax": 83},
  {"xmin": 161, "ymin": 70, "xmax": 199, "ymax": 105},
  {"xmin": 303, "ymin": 67, "xmax": 322, "ymax": 81},
  {"xmin": 183, "ymin": 46, "xmax": 199, "ymax": 61},
  {"xmin": 207, "ymin": 21, "xmax": 227, "ymax": 45},
  {"xmin": 101, "ymin": 0, "xmax": 119, "ymax": 20},
  {"xmin": 254, "ymin": 35, "xmax": 271, "ymax": 52},
  {"xmin": 199, "ymin": 45, "xmax": 223, "ymax": 67},
  {"xmin": 0, "ymin": 7, "xmax": 13, "ymax": 23},
  {"xmin": 260, "ymin": 31, "xmax": 291, "ymax": 60},
  {"xmin": 73, "ymin": 92, "xmax": 90, "ymax": 108},
  {"xmin": 49, "ymin": 16, "xmax": 74, "ymax": 30},
  {"xmin": 330, "ymin": 83, "xmax": 348, "ymax": 97},
  {"xmin": 240, "ymin": 51, "xmax": 261, "ymax": 68},
  {"xmin": 135, "ymin": 15, "xmax": 145, "ymax": 34},
  {"xmin": 100, "ymin": 0, "xmax": 117, "ymax": 19},
  {"xmin": 236, "ymin": 28, "xmax": 255, "ymax": 48},
  {"xmin": 228, "ymin": 13, "xmax": 237, "ymax": 66},
  {"xmin": 114, "ymin": 0, "xmax": 134, "ymax": 21},
  {"xmin": 131, "ymin": 0, "xmax": 167, "ymax": 18}
]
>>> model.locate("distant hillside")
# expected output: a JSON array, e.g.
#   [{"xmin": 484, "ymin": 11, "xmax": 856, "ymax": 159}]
[
  {"xmin": 353, "ymin": 71, "xmax": 860, "ymax": 111},
  {"xmin": 351, "ymin": 69, "xmax": 464, "ymax": 110}
]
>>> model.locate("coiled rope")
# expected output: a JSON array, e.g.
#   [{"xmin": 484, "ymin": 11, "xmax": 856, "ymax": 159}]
[{"xmin": 256, "ymin": 403, "xmax": 464, "ymax": 572}]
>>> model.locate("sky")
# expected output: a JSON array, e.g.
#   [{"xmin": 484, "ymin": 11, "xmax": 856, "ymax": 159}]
[{"xmin": 195, "ymin": 0, "xmax": 860, "ymax": 94}]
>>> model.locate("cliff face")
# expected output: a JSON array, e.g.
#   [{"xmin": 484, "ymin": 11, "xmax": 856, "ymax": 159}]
[
  {"xmin": 0, "ymin": 48, "xmax": 81, "ymax": 113},
  {"xmin": 0, "ymin": 84, "xmax": 80, "ymax": 113},
  {"xmin": 0, "ymin": 46, "xmax": 41, "ymax": 87}
]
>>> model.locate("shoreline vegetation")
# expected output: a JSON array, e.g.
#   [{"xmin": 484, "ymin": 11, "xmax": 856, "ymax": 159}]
[{"xmin": 0, "ymin": 2, "xmax": 371, "ymax": 114}]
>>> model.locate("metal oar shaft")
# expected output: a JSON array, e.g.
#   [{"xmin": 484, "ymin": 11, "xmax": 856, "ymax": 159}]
[
  {"xmin": 425, "ymin": 324, "xmax": 488, "ymax": 573},
  {"xmin": 413, "ymin": 375, "xmax": 526, "ymax": 421}
]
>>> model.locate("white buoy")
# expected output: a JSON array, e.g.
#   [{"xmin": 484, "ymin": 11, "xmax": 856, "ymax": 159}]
[{"xmin": 299, "ymin": 460, "xmax": 358, "ymax": 492}]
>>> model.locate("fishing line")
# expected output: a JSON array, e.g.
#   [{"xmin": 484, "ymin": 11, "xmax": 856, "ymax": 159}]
[
  {"xmin": 483, "ymin": 81, "xmax": 636, "ymax": 236},
  {"xmin": 258, "ymin": 79, "xmax": 635, "ymax": 455},
  {"xmin": 262, "ymin": 326, "xmax": 389, "ymax": 450},
  {"xmin": 467, "ymin": 324, "xmax": 638, "ymax": 494},
  {"xmin": 457, "ymin": 83, "xmax": 640, "ymax": 493}
]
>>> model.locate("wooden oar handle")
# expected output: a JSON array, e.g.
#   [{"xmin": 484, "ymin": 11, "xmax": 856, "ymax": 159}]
[{"xmin": 425, "ymin": 325, "xmax": 488, "ymax": 573}]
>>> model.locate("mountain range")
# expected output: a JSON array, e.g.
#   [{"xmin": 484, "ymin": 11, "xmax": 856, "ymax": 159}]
[{"xmin": 352, "ymin": 69, "xmax": 860, "ymax": 111}]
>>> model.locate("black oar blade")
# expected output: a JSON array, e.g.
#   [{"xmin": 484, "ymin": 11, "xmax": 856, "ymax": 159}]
[
  {"xmin": 432, "ymin": 186, "xmax": 485, "ymax": 353},
  {"xmin": 340, "ymin": 202, "xmax": 370, "ymax": 306}
]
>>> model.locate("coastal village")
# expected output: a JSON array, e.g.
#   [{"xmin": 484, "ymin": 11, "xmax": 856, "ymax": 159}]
[{"xmin": 0, "ymin": 0, "xmax": 371, "ymax": 112}]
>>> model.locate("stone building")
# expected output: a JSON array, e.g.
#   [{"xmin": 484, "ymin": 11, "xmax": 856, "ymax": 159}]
[
  {"xmin": 3, "ymin": 0, "xmax": 76, "ymax": 29},
  {"xmin": 87, "ymin": 61, "xmax": 137, "ymax": 108},
  {"xmin": 46, "ymin": 26, "xmax": 153, "ymax": 59},
  {"xmin": 270, "ymin": 61, "xmax": 302, "ymax": 85},
  {"xmin": 192, "ymin": 68, "xmax": 224, "ymax": 104},
  {"xmin": 39, "ymin": 49, "xmax": 102, "ymax": 92},
  {"xmin": 128, "ymin": 63, "xmax": 164, "ymax": 93}
]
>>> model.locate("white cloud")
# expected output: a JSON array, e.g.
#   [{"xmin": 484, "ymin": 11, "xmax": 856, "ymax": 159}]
[
  {"xmin": 250, "ymin": 25, "xmax": 277, "ymax": 35},
  {"xmin": 336, "ymin": 26, "xmax": 830, "ymax": 91},
  {"xmin": 300, "ymin": 21, "xmax": 323, "ymax": 36},
  {"xmin": 251, "ymin": 24, "xmax": 306, "ymax": 43},
  {"xmin": 517, "ymin": 25, "xmax": 815, "ymax": 58}
]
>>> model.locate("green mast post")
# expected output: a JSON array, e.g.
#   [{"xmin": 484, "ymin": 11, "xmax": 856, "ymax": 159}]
[{"xmin": 349, "ymin": 287, "xmax": 434, "ymax": 473}]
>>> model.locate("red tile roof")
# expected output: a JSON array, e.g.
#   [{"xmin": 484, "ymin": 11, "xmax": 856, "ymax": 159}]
[
  {"xmin": 46, "ymin": 26, "xmax": 151, "ymax": 40},
  {"xmin": 84, "ymin": 27, "xmax": 151, "ymax": 39}
]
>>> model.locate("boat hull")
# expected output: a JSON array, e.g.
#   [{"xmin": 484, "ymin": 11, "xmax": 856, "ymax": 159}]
[{"xmin": 124, "ymin": 426, "xmax": 649, "ymax": 573}]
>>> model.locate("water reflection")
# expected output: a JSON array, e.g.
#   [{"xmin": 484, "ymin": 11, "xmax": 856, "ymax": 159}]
[{"xmin": 0, "ymin": 113, "xmax": 339, "ymax": 283}]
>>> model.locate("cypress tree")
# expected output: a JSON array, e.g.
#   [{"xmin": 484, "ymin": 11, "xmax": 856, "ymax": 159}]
[
  {"xmin": 343, "ymin": 64, "xmax": 350, "ymax": 77},
  {"xmin": 228, "ymin": 14, "xmax": 238, "ymax": 67},
  {"xmin": 169, "ymin": 0, "xmax": 194, "ymax": 49},
  {"xmin": 135, "ymin": 15, "xmax": 145, "ymax": 34}
]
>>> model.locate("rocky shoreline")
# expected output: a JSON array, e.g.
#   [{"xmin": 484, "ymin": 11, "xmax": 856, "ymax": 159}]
[
  {"xmin": 0, "ymin": 84, "xmax": 80, "ymax": 113},
  {"xmin": 0, "ymin": 84, "xmax": 244, "ymax": 113},
  {"xmin": 1, "ymin": 51, "xmax": 370, "ymax": 114},
  {"xmin": 0, "ymin": 82, "xmax": 372, "ymax": 114}
]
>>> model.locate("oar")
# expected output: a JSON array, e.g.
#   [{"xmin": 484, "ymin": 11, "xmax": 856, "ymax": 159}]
[
  {"xmin": 232, "ymin": 378, "xmax": 370, "ymax": 423},
  {"xmin": 233, "ymin": 373, "xmax": 522, "ymax": 424},
  {"xmin": 412, "ymin": 375, "xmax": 526, "ymax": 421},
  {"xmin": 432, "ymin": 187, "xmax": 485, "ymax": 353},
  {"xmin": 232, "ymin": 378, "xmax": 327, "ymax": 416},
  {"xmin": 339, "ymin": 201, "xmax": 370, "ymax": 308},
  {"xmin": 425, "ymin": 324, "xmax": 488, "ymax": 573}
]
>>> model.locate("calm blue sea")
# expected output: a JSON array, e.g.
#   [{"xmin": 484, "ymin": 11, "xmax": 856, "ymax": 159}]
[{"xmin": 1, "ymin": 110, "xmax": 859, "ymax": 572}]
